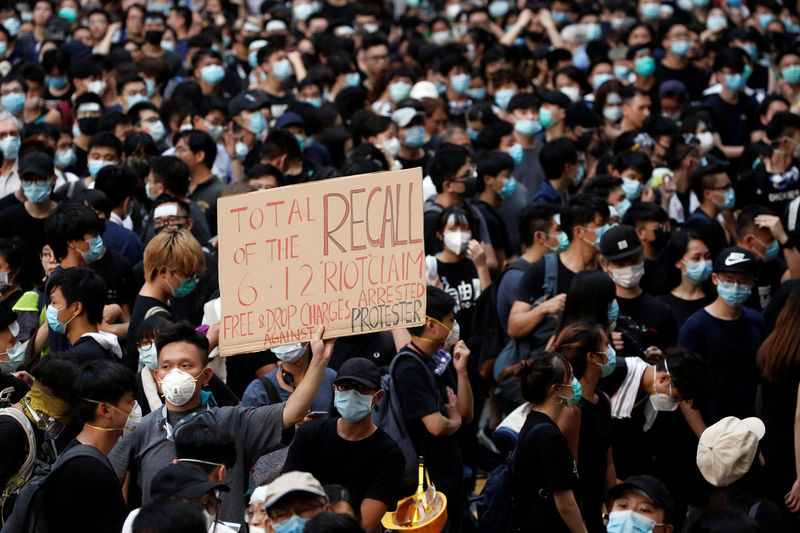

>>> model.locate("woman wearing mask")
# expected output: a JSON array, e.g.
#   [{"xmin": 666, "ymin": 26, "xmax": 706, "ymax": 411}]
[
  {"xmin": 241, "ymin": 340, "xmax": 337, "ymax": 413},
  {"xmin": 428, "ymin": 205, "xmax": 490, "ymax": 347},
  {"xmin": 370, "ymin": 67, "xmax": 416, "ymax": 116},
  {"xmin": 560, "ymin": 270, "xmax": 625, "ymax": 353},
  {"xmin": 594, "ymin": 80, "xmax": 625, "ymax": 145},
  {"xmin": 657, "ymin": 231, "xmax": 714, "ymax": 327},
  {"xmin": 554, "ymin": 321, "xmax": 617, "ymax": 533},
  {"xmin": 510, "ymin": 352, "xmax": 586, "ymax": 533}
]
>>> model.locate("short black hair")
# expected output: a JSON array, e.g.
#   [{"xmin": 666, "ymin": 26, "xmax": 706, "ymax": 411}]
[
  {"xmin": 519, "ymin": 352, "xmax": 571, "ymax": 404},
  {"xmin": 712, "ymin": 47, "xmax": 746, "ymax": 73},
  {"xmin": 613, "ymin": 150, "xmax": 652, "ymax": 180},
  {"xmin": 48, "ymin": 266, "xmax": 107, "ymax": 325},
  {"xmin": 474, "ymin": 121, "xmax": 513, "ymax": 151},
  {"xmin": 408, "ymin": 286, "xmax": 455, "ymax": 336},
  {"xmin": 437, "ymin": 204, "xmax": 477, "ymax": 234},
  {"xmin": 99, "ymin": 110, "xmax": 131, "ymax": 133},
  {"xmin": 304, "ymin": 513, "xmax": 363, "ymax": 533},
  {"xmin": 660, "ymin": 346, "xmax": 710, "ymax": 402},
  {"xmin": 74, "ymin": 360, "xmax": 137, "ymax": 423},
  {"xmin": 45, "ymin": 203, "xmax": 105, "ymax": 262},
  {"xmin": 175, "ymin": 421, "xmax": 237, "ymax": 469},
  {"xmin": 0, "ymin": 300, "xmax": 17, "ymax": 331},
  {"xmin": 88, "ymin": 131, "xmax": 123, "ymax": 157},
  {"xmin": 176, "ymin": 130, "xmax": 216, "ymax": 169},
  {"xmin": 75, "ymin": 189, "xmax": 113, "ymax": 219},
  {"xmin": 246, "ymin": 163, "xmax": 285, "ymax": 187},
  {"xmin": 151, "ymin": 155, "xmax": 190, "ymax": 197},
  {"xmin": 475, "ymin": 150, "xmax": 514, "ymax": 192},
  {"xmin": 132, "ymin": 499, "xmax": 207, "ymax": 533},
  {"xmin": 621, "ymin": 202, "xmax": 668, "ymax": 228},
  {"xmin": 155, "ymin": 321, "xmax": 210, "ymax": 366},
  {"xmin": 261, "ymin": 129, "xmax": 301, "ymax": 163},
  {"xmin": 735, "ymin": 204, "xmax": 776, "ymax": 241},
  {"xmin": 519, "ymin": 203, "xmax": 559, "ymax": 248},
  {"xmin": 582, "ymin": 175, "xmax": 623, "ymax": 200},
  {"xmin": 562, "ymin": 193, "xmax": 609, "ymax": 239},
  {"xmin": 28, "ymin": 353, "xmax": 80, "ymax": 409},
  {"xmin": 689, "ymin": 164, "xmax": 727, "ymax": 200},
  {"xmin": 94, "ymin": 165, "xmax": 137, "ymax": 207},
  {"xmin": 766, "ymin": 111, "xmax": 800, "ymax": 142},
  {"xmin": 429, "ymin": 143, "xmax": 470, "ymax": 193},
  {"xmin": 540, "ymin": 138, "xmax": 578, "ymax": 181}
]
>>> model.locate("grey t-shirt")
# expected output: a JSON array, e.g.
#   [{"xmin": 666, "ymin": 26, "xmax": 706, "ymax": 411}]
[
  {"xmin": 513, "ymin": 143, "xmax": 545, "ymax": 195},
  {"xmin": 108, "ymin": 403, "xmax": 289, "ymax": 523}
]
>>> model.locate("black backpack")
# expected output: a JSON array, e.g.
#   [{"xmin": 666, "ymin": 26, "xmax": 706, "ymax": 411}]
[
  {"xmin": 2, "ymin": 444, "xmax": 109, "ymax": 533},
  {"xmin": 470, "ymin": 259, "xmax": 529, "ymax": 380}
]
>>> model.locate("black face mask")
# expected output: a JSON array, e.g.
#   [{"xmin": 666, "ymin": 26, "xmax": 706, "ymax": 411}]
[
  {"xmin": 78, "ymin": 117, "xmax": 99, "ymax": 135},
  {"xmin": 145, "ymin": 29, "xmax": 164, "ymax": 45},
  {"xmin": 457, "ymin": 177, "xmax": 479, "ymax": 198}
]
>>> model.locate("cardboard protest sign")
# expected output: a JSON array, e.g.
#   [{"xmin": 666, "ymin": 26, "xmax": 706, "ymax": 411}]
[{"xmin": 217, "ymin": 167, "xmax": 427, "ymax": 356}]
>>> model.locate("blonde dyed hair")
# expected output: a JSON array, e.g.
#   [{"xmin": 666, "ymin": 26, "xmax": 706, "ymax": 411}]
[{"xmin": 144, "ymin": 228, "xmax": 205, "ymax": 282}]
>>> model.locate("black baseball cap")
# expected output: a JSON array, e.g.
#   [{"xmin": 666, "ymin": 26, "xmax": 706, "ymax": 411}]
[
  {"xmin": 228, "ymin": 90, "xmax": 268, "ymax": 117},
  {"xmin": 714, "ymin": 247, "xmax": 757, "ymax": 275},
  {"xmin": 599, "ymin": 225, "xmax": 643, "ymax": 262},
  {"xmin": 609, "ymin": 475, "xmax": 675, "ymax": 522},
  {"xmin": 19, "ymin": 152, "xmax": 54, "ymax": 182},
  {"xmin": 334, "ymin": 358, "xmax": 381, "ymax": 390},
  {"xmin": 150, "ymin": 463, "xmax": 229, "ymax": 501}
]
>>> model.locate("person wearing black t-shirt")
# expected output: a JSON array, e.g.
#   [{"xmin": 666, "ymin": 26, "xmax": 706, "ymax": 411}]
[
  {"xmin": 678, "ymin": 247, "xmax": 766, "ymax": 425},
  {"xmin": 736, "ymin": 112, "xmax": 800, "ymax": 216},
  {"xmin": 42, "ymin": 361, "xmax": 135, "ymax": 533},
  {"xmin": 393, "ymin": 287, "xmax": 473, "ymax": 533},
  {"xmin": 473, "ymin": 150, "xmax": 516, "ymax": 264},
  {"xmin": 509, "ymin": 193, "xmax": 609, "ymax": 342},
  {"xmin": 283, "ymin": 358, "xmax": 404, "ymax": 533},
  {"xmin": 734, "ymin": 206, "xmax": 790, "ymax": 311},
  {"xmin": 654, "ymin": 22, "xmax": 710, "ymax": 102},
  {"xmin": 512, "ymin": 352, "xmax": 583, "ymax": 533},
  {"xmin": 657, "ymin": 231, "xmax": 715, "ymax": 328},
  {"xmin": 125, "ymin": 228, "xmax": 206, "ymax": 370},
  {"xmin": 684, "ymin": 165, "xmax": 734, "ymax": 260},
  {"xmin": 600, "ymin": 226, "xmax": 678, "ymax": 356}
]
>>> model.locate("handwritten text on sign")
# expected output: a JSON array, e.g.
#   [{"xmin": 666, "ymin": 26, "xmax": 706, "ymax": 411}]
[{"xmin": 217, "ymin": 168, "xmax": 427, "ymax": 356}]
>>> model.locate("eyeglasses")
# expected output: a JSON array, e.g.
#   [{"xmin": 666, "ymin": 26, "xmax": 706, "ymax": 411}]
[
  {"xmin": 269, "ymin": 502, "xmax": 325, "ymax": 523},
  {"xmin": 245, "ymin": 505, "xmax": 267, "ymax": 522}
]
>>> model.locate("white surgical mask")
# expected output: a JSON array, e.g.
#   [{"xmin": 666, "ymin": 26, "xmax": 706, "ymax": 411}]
[
  {"xmin": 609, "ymin": 263, "xmax": 645, "ymax": 288},
  {"xmin": 444, "ymin": 320, "xmax": 460, "ymax": 349},
  {"xmin": 649, "ymin": 362, "xmax": 680, "ymax": 411},
  {"xmin": 271, "ymin": 343, "xmax": 307, "ymax": 363}
]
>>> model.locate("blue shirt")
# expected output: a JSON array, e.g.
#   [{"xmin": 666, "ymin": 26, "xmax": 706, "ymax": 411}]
[
  {"xmin": 241, "ymin": 367, "xmax": 337, "ymax": 414},
  {"xmin": 530, "ymin": 180, "xmax": 563, "ymax": 206},
  {"xmin": 678, "ymin": 307, "xmax": 765, "ymax": 424},
  {"xmin": 103, "ymin": 221, "xmax": 143, "ymax": 266}
]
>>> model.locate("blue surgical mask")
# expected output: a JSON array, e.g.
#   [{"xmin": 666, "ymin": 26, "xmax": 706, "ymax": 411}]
[
  {"xmin": 334, "ymin": 388, "xmax": 376, "ymax": 422},
  {"xmin": 0, "ymin": 136, "xmax": 19, "ymax": 159},
  {"xmin": 302, "ymin": 97, "xmax": 322, "ymax": 108},
  {"xmin": 740, "ymin": 42, "xmax": 758, "ymax": 61},
  {"xmin": 546, "ymin": 232, "xmax": 570, "ymax": 253},
  {"xmin": 670, "ymin": 40, "xmax": 691, "ymax": 57},
  {"xmin": 248, "ymin": 50, "xmax": 259, "ymax": 68},
  {"xmin": 126, "ymin": 93, "xmax": 148, "ymax": 109},
  {"xmin": 389, "ymin": 81, "xmax": 412, "ymax": 102},
  {"xmin": 1, "ymin": 92, "xmax": 24, "ymax": 114},
  {"xmin": 560, "ymin": 377, "xmax": 582, "ymax": 406},
  {"xmin": 46, "ymin": 76, "xmax": 69, "ymax": 90},
  {"xmin": 755, "ymin": 237, "xmax": 779, "ymax": 262},
  {"xmin": 0, "ymin": 341, "xmax": 24, "ymax": 372},
  {"xmin": 200, "ymin": 64, "xmax": 225, "ymax": 85},
  {"xmin": 621, "ymin": 177, "xmax": 643, "ymax": 200},
  {"xmin": 596, "ymin": 345, "xmax": 617, "ymax": 377},
  {"xmin": 467, "ymin": 127, "xmax": 479, "ymax": 140},
  {"xmin": 2, "ymin": 17, "xmax": 19, "ymax": 37},
  {"xmin": 606, "ymin": 510, "xmax": 657, "ymax": 533},
  {"xmin": 145, "ymin": 79, "xmax": 156, "ymax": 96},
  {"xmin": 488, "ymin": 0, "xmax": 509, "ymax": 18},
  {"xmin": 706, "ymin": 14, "xmax": 727, "ymax": 30},
  {"xmin": 509, "ymin": 143, "xmax": 524, "ymax": 166},
  {"xmin": 683, "ymin": 259, "xmax": 712, "ymax": 283},
  {"xmin": 21, "ymin": 181, "xmax": 51, "ymax": 203},
  {"xmin": 514, "ymin": 119, "xmax": 541, "ymax": 137},
  {"xmin": 499, "ymin": 176, "xmax": 517, "ymax": 199},
  {"xmin": 592, "ymin": 72, "xmax": 614, "ymax": 90},
  {"xmin": 80, "ymin": 235, "xmax": 103, "ymax": 264},
  {"xmin": 467, "ymin": 87, "xmax": 486, "ymax": 100},
  {"xmin": 783, "ymin": 65, "xmax": 800, "ymax": 84},
  {"xmin": 272, "ymin": 515, "xmax": 310, "ymax": 533},
  {"xmin": 725, "ymin": 73, "xmax": 746, "ymax": 92},
  {"xmin": 641, "ymin": 3, "xmax": 660, "ymax": 19},
  {"xmin": 539, "ymin": 108, "xmax": 554, "ymax": 129},
  {"xmin": 615, "ymin": 198, "xmax": 632, "ymax": 218},
  {"xmin": 716, "ymin": 280, "xmax": 751, "ymax": 306},
  {"xmin": 139, "ymin": 344, "xmax": 158, "ymax": 371},
  {"xmin": 346, "ymin": 72, "xmax": 361, "ymax": 87},
  {"xmin": 608, "ymin": 299, "xmax": 620, "ymax": 325},
  {"xmin": 247, "ymin": 111, "xmax": 267, "ymax": 135},
  {"xmin": 450, "ymin": 73, "xmax": 472, "ymax": 95},
  {"xmin": 160, "ymin": 40, "xmax": 175, "ymax": 52},
  {"xmin": 402, "ymin": 125, "xmax": 425, "ymax": 148},
  {"xmin": 88, "ymin": 159, "xmax": 113, "ymax": 178},
  {"xmin": 614, "ymin": 65, "xmax": 632, "ymax": 81},
  {"xmin": 584, "ymin": 224, "xmax": 610, "ymax": 249},
  {"xmin": 715, "ymin": 187, "xmax": 735, "ymax": 210},
  {"xmin": 55, "ymin": 148, "xmax": 76, "ymax": 170},
  {"xmin": 635, "ymin": 56, "xmax": 656, "ymax": 76},
  {"xmin": 46, "ymin": 304, "xmax": 74, "ymax": 334},
  {"xmin": 552, "ymin": 11, "xmax": 568, "ymax": 23},
  {"xmin": 272, "ymin": 59, "xmax": 293, "ymax": 81},
  {"xmin": 759, "ymin": 13, "xmax": 775, "ymax": 29},
  {"xmin": 494, "ymin": 88, "xmax": 516, "ymax": 110}
]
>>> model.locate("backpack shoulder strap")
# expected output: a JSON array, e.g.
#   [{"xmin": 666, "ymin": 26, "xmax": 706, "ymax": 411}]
[
  {"xmin": 390, "ymin": 349, "xmax": 439, "ymax": 403},
  {"xmin": 144, "ymin": 305, "xmax": 170, "ymax": 320},
  {"xmin": 748, "ymin": 500, "xmax": 762, "ymax": 519},
  {"xmin": 542, "ymin": 253, "xmax": 559, "ymax": 299},
  {"xmin": 0, "ymin": 407, "xmax": 36, "ymax": 496},
  {"xmin": 259, "ymin": 375, "xmax": 282, "ymax": 405}
]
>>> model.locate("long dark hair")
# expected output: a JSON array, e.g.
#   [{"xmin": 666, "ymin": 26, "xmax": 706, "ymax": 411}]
[
  {"xmin": 758, "ymin": 284, "xmax": 800, "ymax": 382},
  {"xmin": 561, "ymin": 270, "xmax": 616, "ymax": 329}
]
